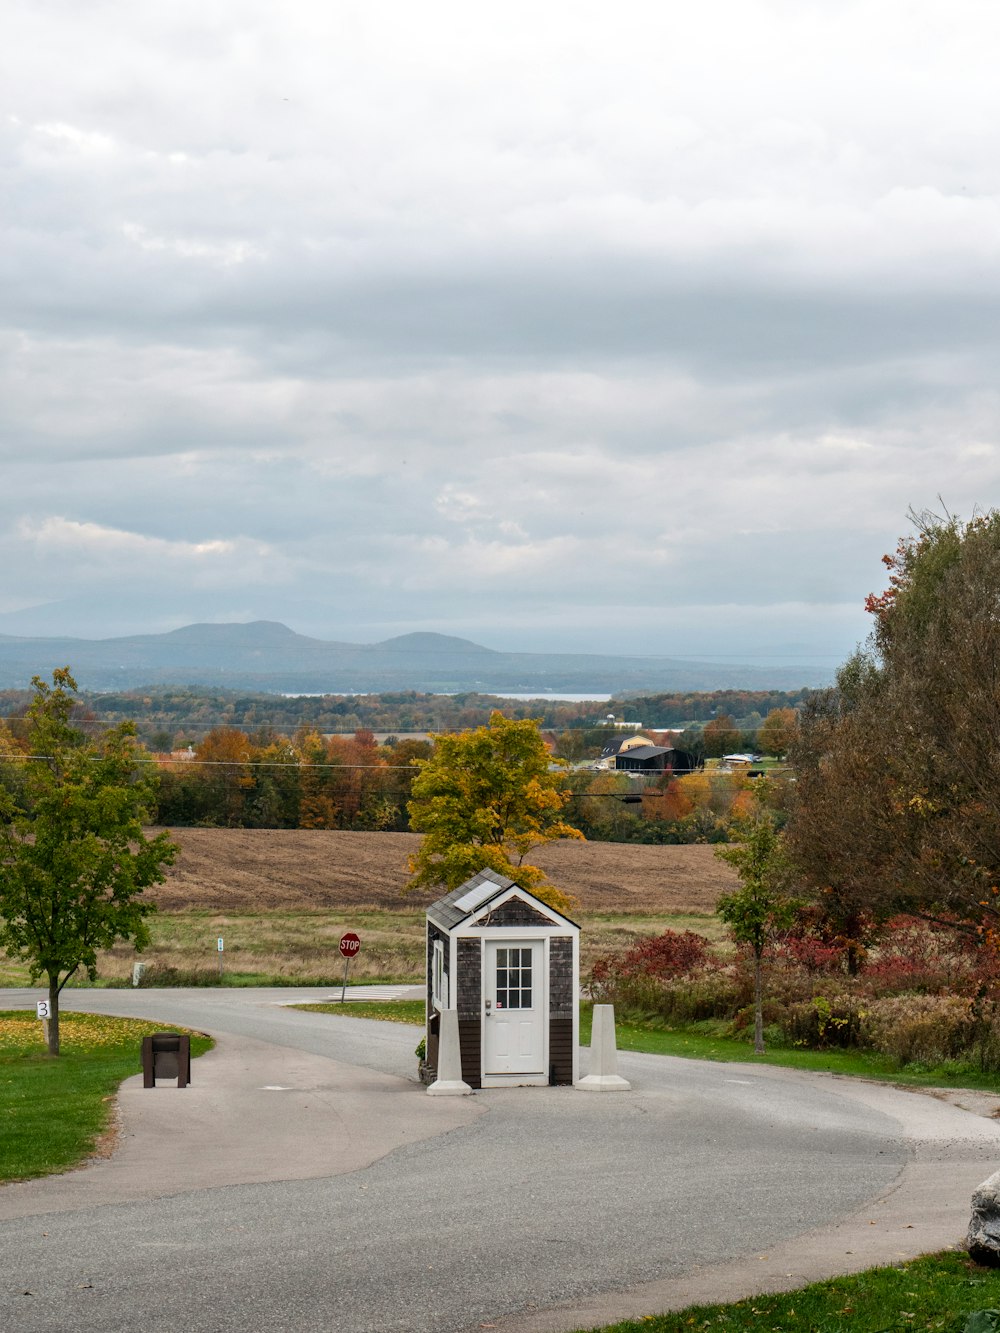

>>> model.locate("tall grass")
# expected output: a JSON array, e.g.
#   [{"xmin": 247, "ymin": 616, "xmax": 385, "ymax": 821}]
[
  {"xmin": 590, "ymin": 918, "xmax": 1000, "ymax": 1075},
  {"xmin": 0, "ymin": 909, "xmax": 724, "ymax": 989}
]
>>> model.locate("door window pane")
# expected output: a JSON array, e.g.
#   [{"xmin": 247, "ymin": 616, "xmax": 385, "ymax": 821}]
[{"xmin": 496, "ymin": 946, "xmax": 533, "ymax": 1009}]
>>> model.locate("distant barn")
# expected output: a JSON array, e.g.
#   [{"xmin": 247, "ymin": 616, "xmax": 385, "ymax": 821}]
[
  {"xmin": 599, "ymin": 733, "xmax": 655, "ymax": 764},
  {"xmin": 614, "ymin": 745, "xmax": 699, "ymax": 775}
]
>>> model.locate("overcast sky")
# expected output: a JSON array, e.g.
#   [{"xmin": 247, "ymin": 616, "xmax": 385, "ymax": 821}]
[{"xmin": 3, "ymin": 1, "xmax": 998, "ymax": 679}]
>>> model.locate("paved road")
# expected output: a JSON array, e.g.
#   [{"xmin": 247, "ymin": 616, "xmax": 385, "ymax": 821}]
[{"xmin": 1, "ymin": 987, "xmax": 998, "ymax": 1333}]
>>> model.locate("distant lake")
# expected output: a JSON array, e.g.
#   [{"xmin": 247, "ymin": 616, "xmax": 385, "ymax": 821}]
[
  {"xmin": 482, "ymin": 692, "xmax": 612, "ymax": 703},
  {"xmin": 282, "ymin": 690, "xmax": 612, "ymax": 702}
]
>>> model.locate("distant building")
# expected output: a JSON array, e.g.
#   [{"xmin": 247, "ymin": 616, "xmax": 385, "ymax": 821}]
[
  {"xmin": 615, "ymin": 745, "xmax": 699, "ymax": 775},
  {"xmin": 721, "ymin": 753, "xmax": 757, "ymax": 769},
  {"xmin": 597, "ymin": 733, "xmax": 655, "ymax": 768}
]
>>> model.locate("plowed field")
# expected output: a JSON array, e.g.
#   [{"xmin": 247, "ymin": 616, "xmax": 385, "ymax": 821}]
[{"xmin": 152, "ymin": 828, "xmax": 737, "ymax": 915}]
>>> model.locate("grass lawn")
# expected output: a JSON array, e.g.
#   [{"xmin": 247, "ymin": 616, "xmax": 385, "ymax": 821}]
[
  {"xmin": 296, "ymin": 998, "xmax": 426, "ymax": 1023},
  {"xmin": 602, "ymin": 1013, "xmax": 1000, "ymax": 1092},
  {"xmin": 0, "ymin": 1010, "xmax": 212, "ymax": 1183},
  {"xmin": 65, "ymin": 908, "xmax": 428, "ymax": 988},
  {"xmin": 574, "ymin": 1251, "xmax": 1000, "ymax": 1332}
]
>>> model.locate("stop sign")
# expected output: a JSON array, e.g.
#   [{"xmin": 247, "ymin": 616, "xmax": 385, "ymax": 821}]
[{"xmin": 339, "ymin": 932, "xmax": 361, "ymax": 958}]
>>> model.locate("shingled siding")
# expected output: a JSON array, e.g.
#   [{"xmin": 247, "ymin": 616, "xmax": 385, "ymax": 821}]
[
  {"xmin": 456, "ymin": 938, "xmax": 481, "ymax": 1017},
  {"xmin": 549, "ymin": 937, "xmax": 574, "ymax": 1017},
  {"xmin": 481, "ymin": 897, "xmax": 554, "ymax": 928},
  {"xmin": 457, "ymin": 938, "xmax": 483, "ymax": 1088},
  {"xmin": 549, "ymin": 936, "xmax": 575, "ymax": 1084},
  {"xmin": 458, "ymin": 1019, "xmax": 482, "ymax": 1089},
  {"xmin": 549, "ymin": 1019, "xmax": 574, "ymax": 1085}
]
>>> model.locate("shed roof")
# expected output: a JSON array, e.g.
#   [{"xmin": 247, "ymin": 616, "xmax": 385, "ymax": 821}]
[{"xmin": 426, "ymin": 867, "xmax": 578, "ymax": 932}]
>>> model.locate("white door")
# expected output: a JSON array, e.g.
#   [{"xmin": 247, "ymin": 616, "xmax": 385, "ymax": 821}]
[{"xmin": 484, "ymin": 940, "xmax": 545, "ymax": 1076}]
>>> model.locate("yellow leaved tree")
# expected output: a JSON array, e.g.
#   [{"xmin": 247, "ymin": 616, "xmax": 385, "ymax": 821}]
[{"xmin": 406, "ymin": 712, "xmax": 581, "ymax": 916}]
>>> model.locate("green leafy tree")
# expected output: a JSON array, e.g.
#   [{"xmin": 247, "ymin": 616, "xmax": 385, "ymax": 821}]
[
  {"xmin": 0, "ymin": 717, "xmax": 27, "ymax": 810},
  {"xmin": 716, "ymin": 816, "xmax": 797, "ymax": 1053},
  {"xmin": 406, "ymin": 711, "xmax": 582, "ymax": 915},
  {"xmin": 0, "ymin": 669, "xmax": 177, "ymax": 1054},
  {"xmin": 675, "ymin": 724, "xmax": 706, "ymax": 766}
]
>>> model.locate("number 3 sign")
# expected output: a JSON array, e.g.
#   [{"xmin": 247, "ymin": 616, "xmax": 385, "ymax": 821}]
[{"xmin": 36, "ymin": 1000, "xmax": 51, "ymax": 1020}]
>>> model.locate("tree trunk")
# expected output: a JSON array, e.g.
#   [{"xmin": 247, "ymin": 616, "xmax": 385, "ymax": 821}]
[
  {"xmin": 753, "ymin": 951, "xmax": 765, "ymax": 1054},
  {"xmin": 47, "ymin": 975, "xmax": 60, "ymax": 1056}
]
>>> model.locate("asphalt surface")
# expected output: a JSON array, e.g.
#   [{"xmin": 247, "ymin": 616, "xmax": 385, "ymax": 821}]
[{"xmin": 2, "ymin": 987, "xmax": 999, "ymax": 1333}]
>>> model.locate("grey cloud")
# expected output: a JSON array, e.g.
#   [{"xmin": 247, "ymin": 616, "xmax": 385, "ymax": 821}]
[{"xmin": 2, "ymin": 1, "xmax": 999, "ymax": 668}]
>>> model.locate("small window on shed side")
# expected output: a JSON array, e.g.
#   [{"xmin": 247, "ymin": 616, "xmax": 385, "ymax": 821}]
[{"xmin": 432, "ymin": 939, "xmax": 449, "ymax": 1010}]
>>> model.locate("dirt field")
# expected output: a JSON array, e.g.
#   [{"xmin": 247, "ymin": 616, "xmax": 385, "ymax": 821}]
[{"xmin": 151, "ymin": 828, "xmax": 737, "ymax": 915}]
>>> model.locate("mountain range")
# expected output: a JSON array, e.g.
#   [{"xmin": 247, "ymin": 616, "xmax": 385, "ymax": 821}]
[{"xmin": 0, "ymin": 621, "xmax": 832, "ymax": 694}]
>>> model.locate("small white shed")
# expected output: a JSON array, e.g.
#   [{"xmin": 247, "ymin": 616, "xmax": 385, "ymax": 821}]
[{"xmin": 424, "ymin": 868, "xmax": 580, "ymax": 1089}]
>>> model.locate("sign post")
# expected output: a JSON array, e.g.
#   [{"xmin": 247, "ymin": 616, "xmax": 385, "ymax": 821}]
[
  {"xmin": 36, "ymin": 998, "xmax": 50, "ymax": 1046},
  {"xmin": 339, "ymin": 932, "xmax": 361, "ymax": 1002},
  {"xmin": 217, "ymin": 936, "xmax": 224, "ymax": 979}
]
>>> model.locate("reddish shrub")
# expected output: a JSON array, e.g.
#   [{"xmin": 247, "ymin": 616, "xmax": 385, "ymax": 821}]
[
  {"xmin": 589, "ymin": 929, "xmax": 714, "ymax": 1000},
  {"xmin": 777, "ymin": 903, "xmax": 883, "ymax": 975},
  {"xmin": 863, "ymin": 916, "xmax": 978, "ymax": 994},
  {"xmin": 775, "ymin": 935, "xmax": 847, "ymax": 974},
  {"xmin": 618, "ymin": 929, "xmax": 712, "ymax": 978}
]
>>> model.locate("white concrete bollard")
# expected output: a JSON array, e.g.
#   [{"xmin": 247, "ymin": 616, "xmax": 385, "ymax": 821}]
[
  {"xmin": 427, "ymin": 1008, "xmax": 472, "ymax": 1096},
  {"xmin": 576, "ymin": 1003, "xmax": 631, "ymax": 1091}
]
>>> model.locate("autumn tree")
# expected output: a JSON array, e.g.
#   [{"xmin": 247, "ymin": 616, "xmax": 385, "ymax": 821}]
[
  {"xmin": 245, "ymin": 737, "xmax": 302, "ymax": 827},
  {"xmin": 297, "ymin": 728, "xmax": 339, "ymax": 828},
  {"xmin": 0, "ymin": 670, "xmax": 176, "ymax": 1054},
  {"xmin": 325, "ymin": 730, "xmax": 397, "ymax": 830},
  {"xmin": 386, "ymin": 738, "xmax": 433, "ymax": 827},
  {"xmin": 571, "ymin": 769, "xmax": 640, "ymax": 842},
  {"xmin": 702, "ymin": 714, "xmax": 740, "ymax": 758},
  {"xmin": 785, "ymin": 666, "xmax": 893, "ymax": 971},
  {"xmin": 757, "ymin": 707, "xmax": 798, "ymax": 757},
  {"xmin": 406, "ymin": 712, "xmax": 582, "ymax": 914},
  {"xmin": 641, "ymin": 775, "xmax": 693, "ymax": 823},
  {"xmin": 788, "ymin": 509, "xmax": 1000, "ymax": 945},
  {"xmin": 194, "ymin": 727, "xmax": 255, "ymax": 826},
  {"xmin": 716, "ymin": 816, "xmax": 797, "ymax": 1053}
]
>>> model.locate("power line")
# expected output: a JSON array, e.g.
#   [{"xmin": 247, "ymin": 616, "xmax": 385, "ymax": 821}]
[
  {"xmin": 3, "ymin": 755, "xmax": 425, "ymax": 771},
  {"xmin": 2, "ymin": 753, "xmax": 794, "ymax": 787}
]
